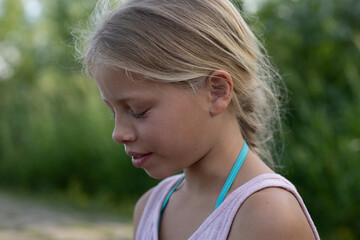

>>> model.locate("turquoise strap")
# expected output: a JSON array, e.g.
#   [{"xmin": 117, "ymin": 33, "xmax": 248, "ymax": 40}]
[
  {"xmin": 215, "ymin": 141, "xmax": 248, "ymax": 209},
  {"xmin": 161, "ymin": 176, "xmax": 185, "ymax": 213},
  {"xmin": 158, "ymin": 141, "xmax": 248, "ymax": 232},
  {"xmin": 158, "ymin": 175, "xmax": 185, "ymax": 231}
]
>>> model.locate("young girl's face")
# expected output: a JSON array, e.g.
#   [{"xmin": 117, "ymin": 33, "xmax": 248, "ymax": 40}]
[{"xmin": 94, "ymin": 67, "xmax": 218, "ymax": 179}]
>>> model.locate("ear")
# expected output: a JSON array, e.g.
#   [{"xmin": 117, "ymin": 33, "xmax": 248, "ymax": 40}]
[{"xmin": 206, "ymin": 70, "xmax": 233, "ymax": 116}]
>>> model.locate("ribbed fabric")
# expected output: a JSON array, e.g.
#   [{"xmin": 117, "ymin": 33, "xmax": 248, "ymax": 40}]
[{"xmin": 136, "ymin": 173, "xmax": 320, "ymax": 240}]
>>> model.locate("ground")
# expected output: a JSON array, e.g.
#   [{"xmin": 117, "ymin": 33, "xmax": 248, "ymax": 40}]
[{"xmin": 0, "ymin": 192, "xmax": 132, "ymax": 240}]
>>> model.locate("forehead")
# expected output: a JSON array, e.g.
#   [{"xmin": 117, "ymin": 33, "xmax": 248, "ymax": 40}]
[
  {"xmin": 94, "ymin": 66, "xmax": 167, "ymax": 100},
  {"xmin": 95, "ymin": 66, "xmax": 145, "ymax": 86}
]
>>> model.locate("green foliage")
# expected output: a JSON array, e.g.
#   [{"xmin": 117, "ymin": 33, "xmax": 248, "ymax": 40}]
[
  {"xmin": 0, "ymin": 0, "xmax": 157, "ymax": 203},
  {"xmin": 248, "ymin": 0, "xmax": 360, "ymax": 239},
  {"xmin": 0, "ymin": 0, "xmax": 359, "ymax": 238}
]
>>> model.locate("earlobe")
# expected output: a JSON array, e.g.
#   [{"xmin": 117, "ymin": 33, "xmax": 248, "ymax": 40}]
[{"xmin": 207, "ymin": 70, "xmax": 233, "ymax": 116}]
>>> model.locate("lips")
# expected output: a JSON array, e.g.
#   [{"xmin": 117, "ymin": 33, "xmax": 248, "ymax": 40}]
[
  {"xmin": 126, "ymin": 152, "xmax": 152, "ymax": 168},
  {"xmin": 133, "ymin": 153, "xmax": 148, "ymax": 159}
]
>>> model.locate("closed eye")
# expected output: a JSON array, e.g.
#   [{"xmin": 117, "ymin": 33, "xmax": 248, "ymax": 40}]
[{"xmin": 130, "ymin": 109, "xmax": 148, "ymax": 119}]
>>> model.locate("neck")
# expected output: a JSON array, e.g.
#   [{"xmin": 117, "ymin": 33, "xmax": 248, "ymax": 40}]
[{"xmin": 183, "ymin": 118, "xmax": 245, "ymax": 197}]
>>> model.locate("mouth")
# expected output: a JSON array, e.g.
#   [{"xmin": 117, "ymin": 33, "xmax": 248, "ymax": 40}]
[
  {"xmin": 133, "ymin": 153, "xmax": 148, "ymax": 159},
  {"xmin": 126, "ymin": 151, "xmax": 149, "ymax": 158},
  {"xmin": 126, "ymin": 152, "xmax": 152, "ymax": 168}
]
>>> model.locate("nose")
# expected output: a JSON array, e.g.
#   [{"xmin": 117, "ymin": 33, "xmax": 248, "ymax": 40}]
[{"xmin": 112, "ymin": 119, "xmax": 137, "ymax": 144}]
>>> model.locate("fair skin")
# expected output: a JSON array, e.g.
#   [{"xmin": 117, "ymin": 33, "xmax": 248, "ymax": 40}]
[{"xmin": 94, "ymin": 67, "xmax": 316, "ymax": 240}]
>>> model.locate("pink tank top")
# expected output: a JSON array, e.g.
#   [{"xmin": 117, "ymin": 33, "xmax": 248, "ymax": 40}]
[{"xmin": 136, "ymin": 173, "xmax": 320, "ymax": 240}]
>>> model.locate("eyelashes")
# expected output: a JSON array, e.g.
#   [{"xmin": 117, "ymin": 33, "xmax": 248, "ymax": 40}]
[
  {"xmin": 129, "ymin": 109, "xmax": 148, "ymax": 119},
  {"xmin": 111, "ymin": 109, "xmax": 149, "ymax": 119},
  {"xmin": 103, "ymin": 100, "xmax": 149, "ymax": 120}
]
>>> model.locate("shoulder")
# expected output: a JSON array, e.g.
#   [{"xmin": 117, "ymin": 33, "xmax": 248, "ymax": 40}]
[
  {"xmin": 133, "ymin": 187, "xmax": 155, "ymax": 236},
  {"xmin": 228, "ymin": 187, "xmax": 316, "ymax": 240}
]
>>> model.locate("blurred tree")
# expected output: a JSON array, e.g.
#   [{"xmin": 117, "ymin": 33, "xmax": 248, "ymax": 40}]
[
  {"xmin": 248, "ymin": 0, "xmax": 360, "ymax": 239},
  {"xmin": 0, "ymin": 0, "xmax": 157, "ymax": 205}
]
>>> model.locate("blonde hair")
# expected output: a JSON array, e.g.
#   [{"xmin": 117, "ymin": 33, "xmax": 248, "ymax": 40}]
[{"xmin": 76, "ymin": 0, "xmax": 286, "ymax": 169}]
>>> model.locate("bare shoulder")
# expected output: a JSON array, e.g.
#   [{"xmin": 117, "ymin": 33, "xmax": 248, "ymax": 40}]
[
  {"xmin": 228, "ymin": 187, "xmax": 316, "ymax": 240},
  {"xmin": 133, "ymin": 187, "xmax": 154, "ymax": 236}
]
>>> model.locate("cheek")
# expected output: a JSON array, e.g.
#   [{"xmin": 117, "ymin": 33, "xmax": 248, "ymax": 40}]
[
  {"xmin": 156, "ymin": 112, "xmax": 209, "ymax": 153},
  {"xmin": 138, "ymin": 112, "xmax": 189, "ymax": 149},
  {"xmin": 138, "ymin": 93, "xmax": 211, "ymax": 152}
]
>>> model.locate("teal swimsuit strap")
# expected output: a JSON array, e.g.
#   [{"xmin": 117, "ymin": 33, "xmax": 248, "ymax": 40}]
[
  {"xmin": 161, "ymin": 175, "xmax": 185, "ymax": 214},
  {"xmin": 158, "ymin": 141, "xmax": 248, "ymax": 231},
  {"xmin": 215, "ymin": 141, "xmax": 248, "ymax": 209},
  {"xmin": 158, "ymin": 175, "xmax": 185, "ymax": 231}
]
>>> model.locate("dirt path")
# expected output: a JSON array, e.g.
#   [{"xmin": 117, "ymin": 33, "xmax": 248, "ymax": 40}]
[{"xmin": 0, "ymin": 192, "xmax": 132, "ymax": 240}]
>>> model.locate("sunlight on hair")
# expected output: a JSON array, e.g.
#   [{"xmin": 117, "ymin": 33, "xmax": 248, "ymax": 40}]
[{"xmin": 75, "ymin": 0, "xmax": 287, "ymax": 169}]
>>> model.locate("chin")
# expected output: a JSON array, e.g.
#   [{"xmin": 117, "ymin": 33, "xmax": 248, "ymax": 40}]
[{"xmin": 144, "ymin": 169, "xmax": 179, "ymax": 180}]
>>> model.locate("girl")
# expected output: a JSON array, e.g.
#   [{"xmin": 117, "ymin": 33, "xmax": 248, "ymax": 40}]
[{"xmin": 79, "ymin": 0, "xmax": 320, "ymax": 239}]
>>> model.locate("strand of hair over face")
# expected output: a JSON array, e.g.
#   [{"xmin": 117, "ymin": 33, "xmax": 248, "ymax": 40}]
[{"xmin": 73, "ymin": 0, "xmax": 287, "ymax": 170}]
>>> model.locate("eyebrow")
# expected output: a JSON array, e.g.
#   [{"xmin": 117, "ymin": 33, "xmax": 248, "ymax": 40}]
[
  {"xmin": 102, "ymin": 95, "xmax": 149, "ymax": 107},
  {"xmin": 102, "ymin": 96, "xmax": 131, "ymax": 105}
]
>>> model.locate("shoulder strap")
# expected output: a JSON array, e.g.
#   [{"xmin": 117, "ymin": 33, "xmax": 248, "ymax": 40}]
[
  {"xmin": 189, "ymin": 174, "xmax": 320, "ymax": 240},
  {"xmin": 136, "ymin": 174, "xmax": 184, "ymax": 240}
]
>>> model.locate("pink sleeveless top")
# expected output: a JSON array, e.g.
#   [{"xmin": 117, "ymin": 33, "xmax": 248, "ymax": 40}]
[{"xmin": 136, "ymin": 173, "xmax": 320, "ymax": 240}]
